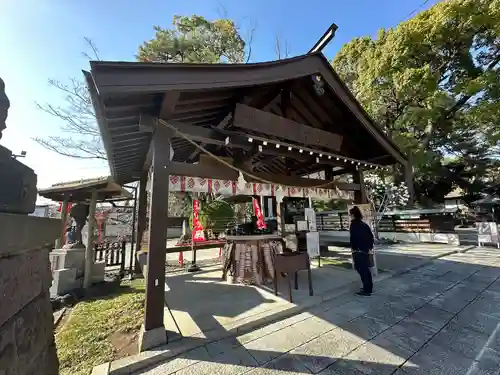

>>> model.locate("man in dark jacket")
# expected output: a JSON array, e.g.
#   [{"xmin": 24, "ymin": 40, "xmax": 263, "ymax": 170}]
[{"xmin": 349, "ymin": 206, "xmax": 374, "ymax": 296}]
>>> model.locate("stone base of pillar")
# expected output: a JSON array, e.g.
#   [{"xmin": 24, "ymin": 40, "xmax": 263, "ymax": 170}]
[
  {"xmin": 49, "ymin": 247, "xmax": 106, "ymax": 297},
  {"xmin": 138, "ymin": 324, "xmax": 167, "ymax": 352},
  {"xmin": 49, "ymin": 247, "xmax": 86, "ymax": 298}
]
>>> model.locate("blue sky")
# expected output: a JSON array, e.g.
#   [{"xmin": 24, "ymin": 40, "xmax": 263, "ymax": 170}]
[{"xmin": 0, "ymin": 0, "xmax": 439, "ymax": 194}]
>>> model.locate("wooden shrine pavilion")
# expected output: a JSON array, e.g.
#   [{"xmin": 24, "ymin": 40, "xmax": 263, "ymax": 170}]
[{"xmin": 84, "ymin": 51, "xmax": 413, "ymax": 350}]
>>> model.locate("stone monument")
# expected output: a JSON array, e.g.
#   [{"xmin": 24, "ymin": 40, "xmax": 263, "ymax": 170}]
[
  {"xmin": 0, "ymin": 77, "xmax": 60, "ymax": 374},
  {"xmin": 49, "ymin": 203, "xmax": 92, "ymax": 296},
  {"xmin": 0, "ymin": 77, "xmax": 37, "ymax": 214}
]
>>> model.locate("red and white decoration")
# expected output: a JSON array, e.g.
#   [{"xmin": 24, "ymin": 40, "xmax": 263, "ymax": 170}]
[
  {"xmin": 192, "ymin": 199, "xmax": 206, "ymax": 242},
  {"xmin": 168, "ymin": 175, "xmax": 354, "ymax": 200},
  {"xmin": 252, "ymin": 198, "xmax": 267, "ymax": 230}
]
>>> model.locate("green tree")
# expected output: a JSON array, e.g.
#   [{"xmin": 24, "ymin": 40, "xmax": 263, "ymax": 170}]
[
  {"xmin": 138, "ymin": 15, "xmax": 250, "ymax": 63},
  {"xmin": 332, "ymin": 0, "xmax": 500, "ymax": 203}
]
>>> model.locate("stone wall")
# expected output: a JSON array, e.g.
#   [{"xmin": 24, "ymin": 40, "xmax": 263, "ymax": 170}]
[{"xmin": 0, "ymin": 213, "xmax": 61, "ymax": 375}]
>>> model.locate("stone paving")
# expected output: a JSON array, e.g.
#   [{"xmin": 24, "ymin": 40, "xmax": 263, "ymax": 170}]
[{"xmin": 134, "ymin": 247, "xmax": 500, "ymax": 375}]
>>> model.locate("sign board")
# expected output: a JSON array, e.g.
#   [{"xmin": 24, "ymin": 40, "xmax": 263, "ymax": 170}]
[
  {"xmin": 296, "ymin": 220, "xmax": 308, "ymax": 232},
  {"xmin": 476, "ymin": 222, "xmax": 500, "ymax": 247},
  {"xmin": 306, "ymin": 231, "xmax": 320, "ymax": 259},
  {"xmin": 304, "ymin": 208, "xmax": 317, "ymax": 232}
]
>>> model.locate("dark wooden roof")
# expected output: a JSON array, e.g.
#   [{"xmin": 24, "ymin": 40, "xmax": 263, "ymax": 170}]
[
  {"xmin": 84, "ymin": 52, "xmax": 408, "ymax": 183},
  {"xmin": 38, "ymin": 176, "xmax": 132, "ymax": 203}
]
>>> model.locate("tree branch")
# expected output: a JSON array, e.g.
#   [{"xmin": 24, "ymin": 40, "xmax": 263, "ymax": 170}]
[
  {"xmin": 245, "ymin": 20, "xmax": 257, "ymax": 63},
  {"xmin": 275, "ymin": 35, "xmax": 290, "ymax": 60},
  {"xmin": 33, "ymin": 136, "xmax": 106, "ymax": 160},
  {"xmin": 420, "ymin": 51, "xmax": 500, "ymax": 151},
  {"xmin": 82, "ymin": 37, "xmax": 101, "ymax": 61}
]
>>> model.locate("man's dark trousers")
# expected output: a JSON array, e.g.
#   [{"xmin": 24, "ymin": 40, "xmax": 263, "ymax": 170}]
[{"xmin": 353, "ymin": 252, "xmax": 373, "ymax": 293}]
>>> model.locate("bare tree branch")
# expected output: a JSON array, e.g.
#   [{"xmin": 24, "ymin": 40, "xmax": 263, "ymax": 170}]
[
  {"xmin": 275, "ymin": 35, "xmax": 290, "ymax": 60},
  {"xmin": 82, "ymin": 37, "xmax": 101, "ymax": 61},
  {"xmin": 33, "ymin": 136, "xmax": 106, "ymax": 160},
  {"xmin": 245, "ymin": 20, "xmax": 257, "ymax": 63},
  {"xmin": 34, "ymin": 38, "xmax": 105, "ymax": 160}
]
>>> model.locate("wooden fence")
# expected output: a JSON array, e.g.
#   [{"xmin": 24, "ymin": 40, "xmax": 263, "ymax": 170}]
[{"xmin": 93, "ymin": 240, "xmax": 127, "ymax": 277}]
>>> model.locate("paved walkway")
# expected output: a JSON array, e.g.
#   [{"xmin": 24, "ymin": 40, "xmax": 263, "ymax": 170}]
[{"xmin": 136, "ymin": 247, "xmax": 500, "ymax": 375}]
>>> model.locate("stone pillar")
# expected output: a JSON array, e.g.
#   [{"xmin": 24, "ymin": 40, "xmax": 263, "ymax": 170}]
[
  {"xmin": 0, "ymin": 214, "xmax": 61, "ymax": 375},
  {"xmin": 139, "ymin": 126, "xmax": 171, "ymax": 351}
]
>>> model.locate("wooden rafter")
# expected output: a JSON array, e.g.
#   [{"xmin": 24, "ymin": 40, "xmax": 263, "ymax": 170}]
[{"xmin": 159, "ymin": 91, "xmax": 180, "ymax": 119}]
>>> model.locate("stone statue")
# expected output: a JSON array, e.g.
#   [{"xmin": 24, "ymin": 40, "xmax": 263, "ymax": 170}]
[
  {"xmin": 0, "ymin": 77, "xmax": 37, "ymax": 214},
  {"xmin": 63, "ymin": 203, "xmax": 90, "ymax": 249},
  {"xmin": 65, "ymin": 220, "xmax": 77, "ymax": 245},
  {"xmin": 0, "ymin": 77, "xmax": 9, "ymax": 140}
]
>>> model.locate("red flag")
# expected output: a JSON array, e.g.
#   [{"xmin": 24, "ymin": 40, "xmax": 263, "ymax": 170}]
[
  {"xmin": 192, "ymin": 200, "xmax": 206, "ymax": 242},
  {"xmin": 253, "ymin": 198, "xmax": 267, "ymax": 230}
]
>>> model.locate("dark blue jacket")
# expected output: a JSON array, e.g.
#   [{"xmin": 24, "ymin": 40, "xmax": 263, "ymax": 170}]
[{"xmin": 349, "ymin": 218, "xmax": 374, "ymax": 253}]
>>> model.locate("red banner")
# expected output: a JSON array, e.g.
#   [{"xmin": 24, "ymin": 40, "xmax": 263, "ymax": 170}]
[
  {"xmin": 253, "ymin": 198, "xmax": 267, "ymax": 230},
  {"xmin": 57, "ymin": 201, "xmax": 73, "ymax": 213},
  {"xmin": 192, "ymin": 200, "xmax": 206, "ymax": 242}
]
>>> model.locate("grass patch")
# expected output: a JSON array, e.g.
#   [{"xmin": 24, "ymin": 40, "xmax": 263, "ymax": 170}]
[{"xmin": 55, "ymin": 279, "xmax": 145, "ymax": 375}]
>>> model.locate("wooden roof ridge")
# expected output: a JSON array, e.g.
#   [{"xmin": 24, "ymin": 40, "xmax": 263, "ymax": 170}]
[{"xmin": 88, "ymin": 52, "xmax": 314, "ymax": 70}]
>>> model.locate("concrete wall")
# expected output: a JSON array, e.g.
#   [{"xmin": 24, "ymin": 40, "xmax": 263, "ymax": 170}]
[
  {"xmin": 166, "ymin": 227, "xmax": 182, "ymax": 239},
  {"xmin": 320, "ymin": 230, "xmax": 460, "ymax": 246},
  {"xmin": 0, "ymin": 213, "xmax": 61, "ymax": 375}
]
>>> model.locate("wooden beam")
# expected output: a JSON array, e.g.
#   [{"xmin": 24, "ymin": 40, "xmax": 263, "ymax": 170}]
[
  {"xmin": 352, "ymin": 169, "xmax": 368, "ymax": 204},
  {"xmin": 187, "ymin": 87, "xmax": 284, "ymax": 162},
  {"xmin": 233, "ymin": 104, "xmax": 343, "ymax": 151},
  {"xmin": 159, "ymin": 91, "xmax": 180, "ymax": 119},
  {"xmin": 169, "ymin": 162, "xmax": 236, "ymax": 180},
  {"xmin": 165, "ymin": 121, "xmax": 228, "ymax": 146},
  {"xmin": 168, "ymin": 161, "xmax": 360, "ymax": 191},
  {"xmin": 187, "ymin": 113, "xmax": 232, "ymax": 161}
]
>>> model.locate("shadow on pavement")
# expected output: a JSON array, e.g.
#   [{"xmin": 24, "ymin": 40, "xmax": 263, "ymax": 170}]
[{"xmin": 133, "ymin": 247, "xmax": 500, "ymax": 375}]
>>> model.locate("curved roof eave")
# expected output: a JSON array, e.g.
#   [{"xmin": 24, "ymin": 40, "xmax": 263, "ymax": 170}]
[{"xmin": 87, "ymin": 52, "xmax": 408, "ymax": 180}]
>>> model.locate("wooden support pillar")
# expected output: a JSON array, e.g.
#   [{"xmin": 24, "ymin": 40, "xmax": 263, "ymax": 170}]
[
  {"xmin": 83, "ymin": 190, "xmax": 97, "ymax": 290},
  {"xmin": 139, "ymin": 126, "xmax": 172, "ymax": 351},
  {"xmin": 352, "ymin": 169, "xmax": 368, "ymax": 204},
  {"xmin": 135, "ymin": 169, "xmax": 148, "ymax": 273},
  {"xmin": 275, "ymin": 193, "xmax": 285, "ymax": 236},
  {"xmin": 276, "ymin": 201, "xmax": 283, "ymax": 235},
  {"xmin": 57, "ymin": 196, "xmax": 69, "ymax": 248}
]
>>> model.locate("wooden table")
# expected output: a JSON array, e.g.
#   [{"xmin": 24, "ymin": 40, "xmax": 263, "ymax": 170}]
[{"xmin": 221, "ymin": 235, "xmax": 283, "ymax": 285}]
